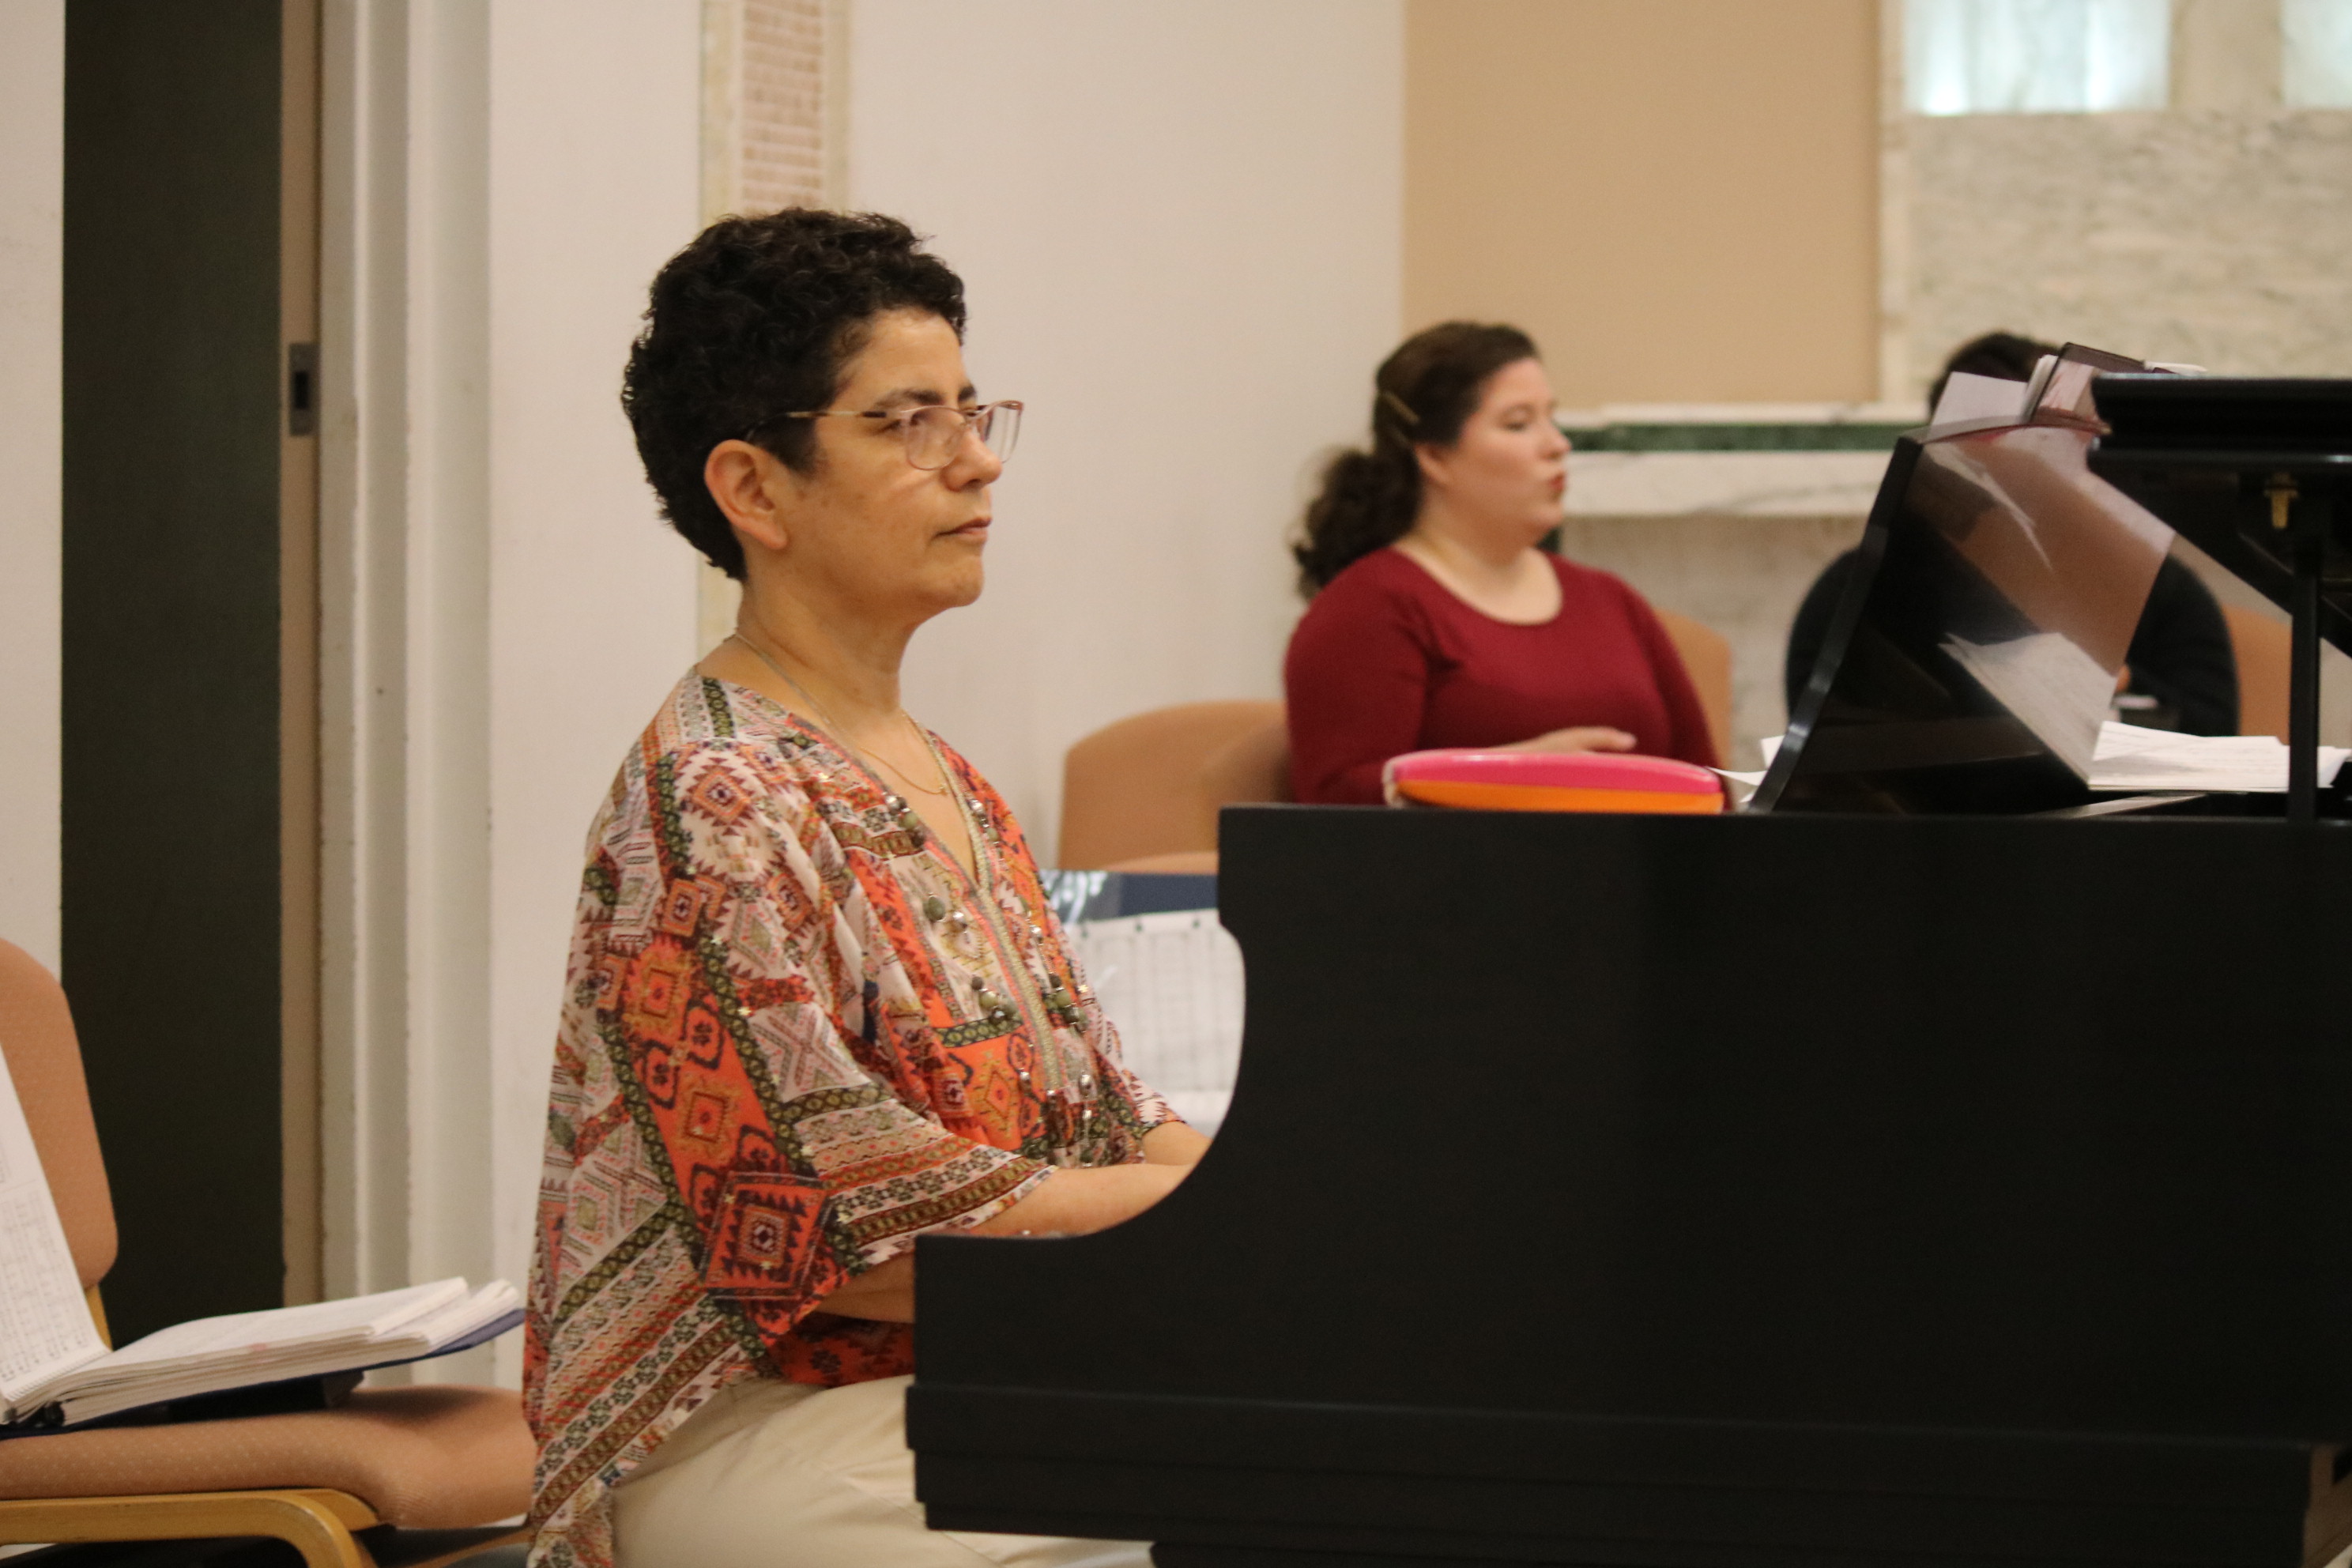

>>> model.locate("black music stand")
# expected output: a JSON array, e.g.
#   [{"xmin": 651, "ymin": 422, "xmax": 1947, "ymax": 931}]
[{"xmin": 2090, "ymin": 377, "xmax": 2352, "ymax": 823}]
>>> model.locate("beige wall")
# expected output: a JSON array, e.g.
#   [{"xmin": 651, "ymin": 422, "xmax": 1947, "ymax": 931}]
[
  {"xmin": 851, "ymin": 0, "xmax": 1404, "ymax": 854},
  {"xmin": 0, "ymin": 1, "xmax": 62, "ymax": 971},
  {"xmin": 318, "ymin": 0, "xmax": 704, "ymax": 1383},
  {"xmin": 1407, "ymin": 0, "xmax": 1881, "ymax": 407}
]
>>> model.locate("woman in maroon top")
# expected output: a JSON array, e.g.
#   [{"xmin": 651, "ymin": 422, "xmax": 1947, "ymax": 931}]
[{"xmin": 1283, "ymin": 322, "xmax": 1718, "ymax": 804}]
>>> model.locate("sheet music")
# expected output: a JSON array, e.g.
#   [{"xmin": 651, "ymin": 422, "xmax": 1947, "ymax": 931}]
[
  {"xmin": 1069, "ymin": 909, "xmax": 1244, "ymax": 1133},
  {"xmin": 1929, "ymin": 370, "xmax": 2029, "ymax": 428},
  {"xmin": 91, "ymin": 1278, "xmax": 473, "ymax": 1372},
  {"xmin": 1942, "ymin": 631, "xmax": 2113, "ymax": 778},
  {"xmin": 0, "ymin": 1042, "xmax": 107, "ymax": 1412},
  {"xmin": 2090, "ymin": 722, "xmax": 2350, "ymax": 793}
]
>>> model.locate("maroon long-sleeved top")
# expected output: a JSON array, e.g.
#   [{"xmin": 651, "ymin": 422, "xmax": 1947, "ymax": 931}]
[{"xmin": 1283, "ymin": 548, "xmax": 1719, "ymax": 805}]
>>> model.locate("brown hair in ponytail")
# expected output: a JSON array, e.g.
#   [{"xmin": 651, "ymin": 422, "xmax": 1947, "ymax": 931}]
[{"xmin": 1291, "ymin": 321, "xmax": 1540, "ymax": 595}]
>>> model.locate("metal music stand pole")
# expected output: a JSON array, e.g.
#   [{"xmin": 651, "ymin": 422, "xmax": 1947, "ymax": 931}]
[{"xmin": 2274, "ymin": 473, "xmax": 2324, "ymax": 824}]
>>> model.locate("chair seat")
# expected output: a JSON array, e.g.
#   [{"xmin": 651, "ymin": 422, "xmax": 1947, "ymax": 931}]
[{"xmin": 0, "ymin": 1386, "xmax": 531, "ymax": 1530}]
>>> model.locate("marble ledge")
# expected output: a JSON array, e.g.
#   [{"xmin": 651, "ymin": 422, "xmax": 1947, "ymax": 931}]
[{"xmin": 1566, "ymin": 450, "xmax": 1893, "ymax": 518}]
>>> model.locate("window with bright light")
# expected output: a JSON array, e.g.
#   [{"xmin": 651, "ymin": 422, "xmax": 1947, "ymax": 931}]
[
  {"xmin": 2285, "ymin": 0, "xmax": 2352, "ymax": 106},
  {"xmin": 1906, "ymin": 0, "xmax": 2173, "ymax": 115}
]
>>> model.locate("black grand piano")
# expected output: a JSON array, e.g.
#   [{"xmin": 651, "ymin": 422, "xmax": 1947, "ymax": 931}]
[{"xmin": 910, "ymin": 360, "xmax": 2352, "ymax": 1568}]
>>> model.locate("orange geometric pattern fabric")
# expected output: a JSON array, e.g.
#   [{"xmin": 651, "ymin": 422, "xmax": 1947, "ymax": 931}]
[{"xmin": 525, "ymin": 676, "xmax": 1177, "ymax": 1567}]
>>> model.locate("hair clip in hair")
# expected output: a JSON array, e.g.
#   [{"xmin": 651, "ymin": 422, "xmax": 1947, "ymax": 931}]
[{"xmin": 1378, "ymin": 390, "xmax": 1421, "ymax": 428}]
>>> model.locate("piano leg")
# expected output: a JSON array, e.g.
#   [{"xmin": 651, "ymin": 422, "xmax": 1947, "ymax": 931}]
[{"xmin": 2287, "ymin": 488, "xmax": 2327, "ymax": 824}]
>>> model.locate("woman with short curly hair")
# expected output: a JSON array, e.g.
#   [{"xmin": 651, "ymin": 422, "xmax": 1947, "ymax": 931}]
[
  {"xmin": 1282, "ymin": 322, "xmax": 1719, "ymax": 802},
  {"xmin": 526, "ymin": 209, "xmax": 1201, "ymax": 1568}
]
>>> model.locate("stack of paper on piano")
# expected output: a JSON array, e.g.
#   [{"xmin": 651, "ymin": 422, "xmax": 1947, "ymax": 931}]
[
  {"xmin": 1735, "ymin": 727, "xmax": 2349, "ymax": 796},
  {"xmin": 2091, "ymin": 722, "xmax": 2350, "ymax": 793},
  {"xmin": 0, "ymin": 1037, "xmax": 517, "ymax": 1433},
  {"xmin": 1, "ymin": 1277, "xmax": 521, "ymax": 1430}
]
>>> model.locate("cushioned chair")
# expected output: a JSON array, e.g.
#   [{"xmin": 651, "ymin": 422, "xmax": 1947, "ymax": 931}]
[
  {"xmin": 1653, "ymin": 608, "xmax": 1734, "ymax": 767},
  {"xmin": 2222, "ymin": 602, "xmax": 2290, "ymax": 741},
  {"xmin": 1057, "ymin": 701, "xmax": 1291, "ymax": 873},
  {"xmin": 0, "ymin": 938, "xmax": 533, "ymax": 1568}
]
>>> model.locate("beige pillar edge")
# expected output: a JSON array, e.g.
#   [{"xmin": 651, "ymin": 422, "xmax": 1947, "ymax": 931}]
[
  {"xmin": 690, "ymin": 0, "xmax": 839, "ymax": 655},
  {"xmin": 281, "ymin": 0, "xmax": 325, "ymax": 1308},
  {"xmin": 1876, "ymin": 0, "xmax": 1912, "ymax": 409}
]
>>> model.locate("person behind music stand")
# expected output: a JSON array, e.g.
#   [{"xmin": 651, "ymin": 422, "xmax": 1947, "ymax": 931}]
[
  {"xmin": 1283, "ymin": 322, "xmax": 1721, "ymax": 805},
  {"xmin": 526, "ymin": 209, "xmax": 1206, "ymax": 1568},
  {"xmin": 1782, "ymin": 331, "xmax": 2239, "ymax": 735}
]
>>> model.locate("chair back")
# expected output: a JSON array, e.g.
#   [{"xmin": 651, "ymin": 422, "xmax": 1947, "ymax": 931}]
[
  {"xmin": 2222, "ymin": 604, "xmax": 2288, "ymax": 741},
  {"xmin": 1653, "ymin": 608, "xmax": 1734, "ymax": 765},
  {"xmin": 0, "ymin": 940, "xmax": 117, "ymax": 1290},
  {"xmin": 1057, "ymin": 701, "xmax": 1290, "ymax": 870}
]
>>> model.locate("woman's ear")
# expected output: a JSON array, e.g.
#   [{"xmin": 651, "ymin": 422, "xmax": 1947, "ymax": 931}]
[
  {"xmin": 1413, "ymin": 441, "xmax": 1453, "ymax": 495},
  {"xmin": 704, "ymin": 439, "xmax": 793, "ymax": 556}
]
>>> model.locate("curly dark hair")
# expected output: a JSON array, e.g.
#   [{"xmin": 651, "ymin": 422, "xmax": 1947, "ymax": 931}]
[
  {"xmin": 621, "ymin": 209, "xmax": 969, "ymax": 579},
  {"xmin": 1291, "ymin": 322, "xmax": 1540, "ymax": 595}
]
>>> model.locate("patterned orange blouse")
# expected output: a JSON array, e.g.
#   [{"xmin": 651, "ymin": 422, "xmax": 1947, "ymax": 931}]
[{"xmin": 524, "ymin": 675, "xmax": 1178, "ymax": 1568}]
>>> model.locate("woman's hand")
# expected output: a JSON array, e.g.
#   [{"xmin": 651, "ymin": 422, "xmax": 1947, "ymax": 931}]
[
  {"xmin": 1141, "ymin": 1120, "xmax": 1211, "ymax": 1167},
  {"xmin": 1506, "ymin": 726, "xmax": 1637, "ymax": 756},
  {"xmin": 971, "ymin": 1161, "xmax": 1189, "ymax": 1238},
  {"xmin": 808, "ymin": 1258, "xmax": 918, "ymax": 1322},
  {"xmin": 807, "ymin": 1159, "xmax": 1194, "ymax": 1323}
]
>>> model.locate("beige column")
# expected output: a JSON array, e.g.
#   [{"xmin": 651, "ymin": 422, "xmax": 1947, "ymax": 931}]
[{"xmin": 693, "ymin": 0, "xmax": 844, "ymax": 653}]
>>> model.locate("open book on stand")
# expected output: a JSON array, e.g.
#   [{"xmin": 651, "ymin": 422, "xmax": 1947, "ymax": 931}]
[{"xmin": 0, "ymin": 1042, "xmax": 519, "ymax": 1435}]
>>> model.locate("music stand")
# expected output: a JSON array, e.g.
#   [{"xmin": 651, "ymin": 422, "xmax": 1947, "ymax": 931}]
[{"xmin": 2090, "ymin": 377, "xmax": 2352, "ymax": 824}]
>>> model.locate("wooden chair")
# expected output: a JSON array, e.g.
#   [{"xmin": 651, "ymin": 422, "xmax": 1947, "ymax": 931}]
[
  {"xmin": 1653, "ymin": 608, "xmax": 1734, "ymax": 767},
  {"xmin": 1057, "ymin": 701, "xmax": 1291, "ymax": 873},
  {"xmin": 0, "ymin": 938, "xmax": 532, "ymax": 1568},
  {"xmin": 2222, "ymin": 603, "xmax": 2290, "ymax": 741}
]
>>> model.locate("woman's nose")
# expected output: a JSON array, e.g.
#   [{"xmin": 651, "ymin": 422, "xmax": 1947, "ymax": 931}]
[{"xmin": 952, "ymin": 430, "xmax": 1004, "ymax": 486}]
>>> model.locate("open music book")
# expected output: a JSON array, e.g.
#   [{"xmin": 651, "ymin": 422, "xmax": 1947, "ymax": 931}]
[{"xmin": 0, "ymin": 1044, "xmax": 518, "ymax": 1432}]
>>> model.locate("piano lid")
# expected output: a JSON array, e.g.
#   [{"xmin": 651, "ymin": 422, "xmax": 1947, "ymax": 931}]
[
  {"xmin": 1756, "ymin": 363, "xmax": 2174, "ymax": 816},
  {"xmin": 2089, "ymin": 375, "xmax": 2352, "ymax": 658}
]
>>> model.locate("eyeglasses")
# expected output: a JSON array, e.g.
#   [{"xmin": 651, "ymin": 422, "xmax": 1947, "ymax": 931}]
[{"xmin": 761, "ymin": 401, "xmax": 1024, "ymax": 471}]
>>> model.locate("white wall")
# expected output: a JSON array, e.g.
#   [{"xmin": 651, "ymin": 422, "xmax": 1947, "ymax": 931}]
[
  {"xmin": 0, "ymin": 2, "xmax": 63, "ymax": 972},
  {"xmin": 319, "ymin": 0, "xmax": 702, "ymax": 1383},
  {"xmin": 482, "ymin": 0, "xmax": 706, "ymax": 1376},
  {"xmin": 848, "ymin": 0, "xmax": 1405, "ymax": 854}
]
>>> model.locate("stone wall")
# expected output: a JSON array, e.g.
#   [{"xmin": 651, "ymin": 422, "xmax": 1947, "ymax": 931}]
[
  {"xmin": 738, "ymin": 0, "xmax": 827, "ymax": 212},
  {"xmin": 1905, "ymin": 108, "xmax": 2352, "ymax": 390}
]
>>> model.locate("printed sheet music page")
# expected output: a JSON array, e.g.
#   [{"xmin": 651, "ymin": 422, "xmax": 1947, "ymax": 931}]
[
  {"xmin": 1069, "ymin": 908, "xmax": 1246, "ymax": 1133},
  {"xmin": 0, "ymin": 1042, "xmax": 109, "ymax": 1416}
]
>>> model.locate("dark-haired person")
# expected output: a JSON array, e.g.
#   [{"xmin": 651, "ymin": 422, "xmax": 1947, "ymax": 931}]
[
  {"xmin": 1782, "ymin": 331, "xmax": 2238, "ymax": 734},
  {"xmin": 526, "ymin": 209, "xmax": 1200, "ymax": 1568},
  {"xmin": 1927, "ymin": 328, "xmax": 2050, "ymax": 412},
  {"xmin": 1283, "ymin": 322, "xmax": 1718, "ymax": 804}
]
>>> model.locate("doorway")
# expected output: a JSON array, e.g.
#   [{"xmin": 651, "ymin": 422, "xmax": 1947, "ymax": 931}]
[{"xmin": 60, "ymin": 0, "xmax": 320, "ymax": 1341}]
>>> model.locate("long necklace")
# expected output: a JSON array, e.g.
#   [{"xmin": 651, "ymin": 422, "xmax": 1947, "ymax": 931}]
[
  {"xmin": 717, "ymin": 635, "xmax": 1105, "ymax": 1156},
  {"xmin": 729, "ymin": 639, "xmax": 1090, "ymax": 1158},
  {"xmin": 728, "ymin": 632, "xmax": 952, "ymax": 799}
]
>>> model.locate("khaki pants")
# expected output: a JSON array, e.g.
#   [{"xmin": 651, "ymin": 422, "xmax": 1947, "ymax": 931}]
[{"xmin": 610, "ymin": 1374, "xmax": 1152, "ymax": 1568}]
